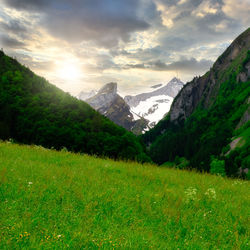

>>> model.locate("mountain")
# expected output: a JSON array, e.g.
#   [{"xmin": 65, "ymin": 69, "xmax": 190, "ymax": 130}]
[
  {"xmin": 0, "ymin": 50, "xmax": 150, "ymax": 162},
  {"xmin": 81, "ymin": 82, "xmax": 149, "ymax": 134},
  {"xmin": 124, "ymin": 77, "xmax": 184, "ymax": 127},
  {"xmin": 143, "ymin": 28, "xmax": 250, "ymax": 177}
]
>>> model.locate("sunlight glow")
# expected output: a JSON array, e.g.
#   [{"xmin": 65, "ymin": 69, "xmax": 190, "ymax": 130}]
[{"xmin": 56, "ymin": 61, "xmax": 82, "ymax": 81}]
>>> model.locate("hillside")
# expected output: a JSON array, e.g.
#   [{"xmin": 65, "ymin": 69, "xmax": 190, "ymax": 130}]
[
  {"xmin": 143, "ymin": 28, "xmax": 250, "ymax": 177},
  {"xmin": 0, "ymin": 51, "xmax": 149, "ymax": 162},
  {"xmin": 0, "ymin": 141, "xmax": 249, "ymax": 248}
]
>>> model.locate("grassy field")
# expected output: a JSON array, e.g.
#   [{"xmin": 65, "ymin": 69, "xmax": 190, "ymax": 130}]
[{"xmin": 0, "ymin": 141, "xmax": 249, "ymax": 249}]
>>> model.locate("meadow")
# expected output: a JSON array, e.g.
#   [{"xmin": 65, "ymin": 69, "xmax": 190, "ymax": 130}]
[{"xmin": 0, "ymin": 141, "xmax": 249, "ymax": 249}]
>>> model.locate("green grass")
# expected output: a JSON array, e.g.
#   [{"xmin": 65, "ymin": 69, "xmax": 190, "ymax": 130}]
[{"xmin": 0, "ymin": 142, "xmax": 249, "ymax": 249}]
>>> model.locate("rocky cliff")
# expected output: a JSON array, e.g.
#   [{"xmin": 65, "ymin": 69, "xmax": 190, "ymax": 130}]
[{"xmin": 170, "ymin": 28, "xmax": 250, "ymax": 124}]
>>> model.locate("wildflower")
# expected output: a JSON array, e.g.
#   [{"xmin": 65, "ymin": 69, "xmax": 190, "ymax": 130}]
[
  {"xmin": 185, "ymin": 187, "xmax": 197, "ymax": 203},
  {"xmin": 205, "ymin": 188, "xmax": 216, "ymax": 199},
  {"xmin": 57, "ymin": 235, "xmax": 61, "ymax": 238},
  {"xmin": 28, "ymin": 182, "xmax": 33, "ymax": 185},
  {"xmin": 233, "ymin": 181, "xmax": 243, "ymax": 186}
]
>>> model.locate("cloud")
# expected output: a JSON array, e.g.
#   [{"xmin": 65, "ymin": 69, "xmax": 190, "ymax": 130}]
[
  {"xmin": 222, "ymin": 0, "xmax": 250, "ymax": 26},
  {"xmin": 0, "ymin": 34, "xmax": 25, "ymax": 48},
  {"xmin": 0, "ymin": 19, "xmax": 27, "ymax": 34},
  {"xmin": 3, "ymin": 0, "xmax": 52, "ymax": 11},
  {"xmin": 3, "ymin": 0, "xmax": 150, "ymax": 47},
  {"xmin": 192, "ymin": 0, "xmax": 221, "ymax": 18},
  {"xmin": 1, "ymin": 0, "xmax": 249, "ymax": 95},
  {"xmin": 124, "ymin": 58, "xmax": 213, "ymax": 73},
  {"xmin": 112, "ymin": 46, "xmax": 169, "ymax": 62}
]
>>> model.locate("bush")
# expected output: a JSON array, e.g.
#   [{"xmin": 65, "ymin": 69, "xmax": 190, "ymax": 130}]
[
  {"xmin": 210, "ymin": 156, "xmax": 226, "ymax": 177},
  {"xmin": 174, "ymin": 156, "xmax": 190, "ymax": 169}
]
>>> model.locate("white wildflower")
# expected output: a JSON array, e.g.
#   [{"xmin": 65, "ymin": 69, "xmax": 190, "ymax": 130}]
[
  {"xmin": 185, "ymin": 187, "xmax": 197, "ymax": 203},
  {"xmin": 205, "ymin": 188, "xmax": 216, "ymax": 199},
  {"xmin": 233, "ymin": 181, "xmax": 243, "ymax": 186}
]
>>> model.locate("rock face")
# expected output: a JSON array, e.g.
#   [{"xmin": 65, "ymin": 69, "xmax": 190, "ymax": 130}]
[
  {"xmin": 124, "ymin": 78, "xmax": 184, "ymax": 127},
  {"xmin": 169, "ymin": 28, "xmax": 250, "ymax": 125},
  {"xmin": 80, "ymin": 82, "xmax": 149, "ymax": 134}
]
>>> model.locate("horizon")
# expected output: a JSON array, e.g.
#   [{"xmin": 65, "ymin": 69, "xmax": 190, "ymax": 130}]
[{"xmin": 0, "ymin": 0, "xmax": 249, "ymax": 95}]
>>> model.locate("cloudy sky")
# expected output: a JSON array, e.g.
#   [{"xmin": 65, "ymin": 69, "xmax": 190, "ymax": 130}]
[{"xmin": 0, "ymin": 0, "xmax": 249, "ymax": 95}]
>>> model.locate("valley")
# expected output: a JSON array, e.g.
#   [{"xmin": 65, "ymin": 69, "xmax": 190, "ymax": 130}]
[{"xmin": 0, "ymin": 2, "xmax": 249, "ymax": 246}]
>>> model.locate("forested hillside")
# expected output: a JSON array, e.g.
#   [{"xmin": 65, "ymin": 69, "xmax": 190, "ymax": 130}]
[
  {"xmin": 143, "ymin": 28, "xmax": 250, "ymax": 177},
  {"xmin": 0, "ymin": 51, "xmax": 150, "ymax": 162}
]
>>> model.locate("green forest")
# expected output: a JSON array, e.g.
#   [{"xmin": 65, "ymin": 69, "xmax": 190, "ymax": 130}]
[{"xmin": 0, "ymin": 50, "xmax": 150, "ymax": 163}]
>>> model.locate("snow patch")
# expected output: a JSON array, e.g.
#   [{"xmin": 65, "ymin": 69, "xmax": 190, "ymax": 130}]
[
  {"xmin": 130, "ymin": 110, "xmax": 141, "ymax": 121},
  {"xmin": 131, "ymin": 95, "xmax": 173, "ymax": 125}
]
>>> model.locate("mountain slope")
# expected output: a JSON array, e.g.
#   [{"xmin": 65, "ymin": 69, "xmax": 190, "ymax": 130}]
[
  {"xmin": 143, "ymin": 28, "xmax": 250, "ymax": 176},
  {"xmin": 82, "ymin": 82, "xmax": 149, "ymax": 134},
  {"xmin": 125, "ymin": 78, "xmax": 184, "ymax": 127},
  {"xmin": 0, "ymin": 51, "xmax": 150, "ymax": 162}
]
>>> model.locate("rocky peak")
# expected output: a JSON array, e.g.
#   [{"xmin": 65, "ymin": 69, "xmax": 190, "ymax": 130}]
[
  {"xmin": 86, "ymin": 82, "xmax": 118, "ymax": 110},
  {"xmin": 168, "ymin": 77, "xmax": 183, "ymax": 86},
  {"xmin": 98, "ymin": 82, "xmax": 117, "ymax": 95}
]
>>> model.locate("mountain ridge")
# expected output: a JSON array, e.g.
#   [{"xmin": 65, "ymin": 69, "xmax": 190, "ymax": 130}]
[
  {"xmin": 143, "ymin": 28, "xmax": 250, "ymax": 177},
  {"xmin": 124, "ymin": 77, "xmax": 184, "ymax": 127},
  {"xmin": 124, "ymin": 77, "xmax": 184, "ymax": 107}
]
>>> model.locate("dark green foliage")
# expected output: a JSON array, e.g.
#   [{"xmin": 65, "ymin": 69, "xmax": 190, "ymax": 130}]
[
  {"xmin": 174, "ymin": 156, "xmax": 190, "ymax": 170},
  {"xmin": 225, "ymin": 126, "xmax": 250, "ymax": 179},
  {"xmin": 210, "ymin": 156, "xmax": 226, "ymax": 177},
  {"xmin": 0, "ymin": 51, "xmax": 150, "ymax": 162}
]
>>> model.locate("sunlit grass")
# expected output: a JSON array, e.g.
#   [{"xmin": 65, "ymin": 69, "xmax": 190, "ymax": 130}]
[{"xmin": 0, "ymin": 141, "xmax": 249, "ymax": 249}]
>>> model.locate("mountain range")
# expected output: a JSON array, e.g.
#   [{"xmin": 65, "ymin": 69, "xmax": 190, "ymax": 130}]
[
  {"xmin": 78, "ymin": 82, "xmax": 149, "ymax": 134},
  {"xmin": 79, "ymin": 78, "xmax": 184, "ymax": 133}
]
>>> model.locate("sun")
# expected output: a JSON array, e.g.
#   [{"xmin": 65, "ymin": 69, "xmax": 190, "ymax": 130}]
[{"xmin": 56, "ymin": 61, "xmax": 82, "ymax": 81}]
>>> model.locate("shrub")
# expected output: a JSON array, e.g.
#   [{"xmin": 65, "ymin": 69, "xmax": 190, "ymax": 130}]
[{"xmin": 210, "ymin": 156, "xmax": 226, "ymax": 177}]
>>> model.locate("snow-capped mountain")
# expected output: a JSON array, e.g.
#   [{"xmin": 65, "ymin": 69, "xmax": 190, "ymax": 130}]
[
  {"xmin": 78, "ymin": 78, "xmax": 184, "ymax": 133},
  {"xmin": 78, "ymin": 83, "xmax": 148, "ymax": 134},
  {"xmin": 124, "ymin": 78, "xmax": 184, "ymax": 128}
]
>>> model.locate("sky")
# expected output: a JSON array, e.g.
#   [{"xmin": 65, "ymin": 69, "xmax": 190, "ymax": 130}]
[{"xmin": 0, "ymin": 0, "xmax": 249, "ymax": 96}]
